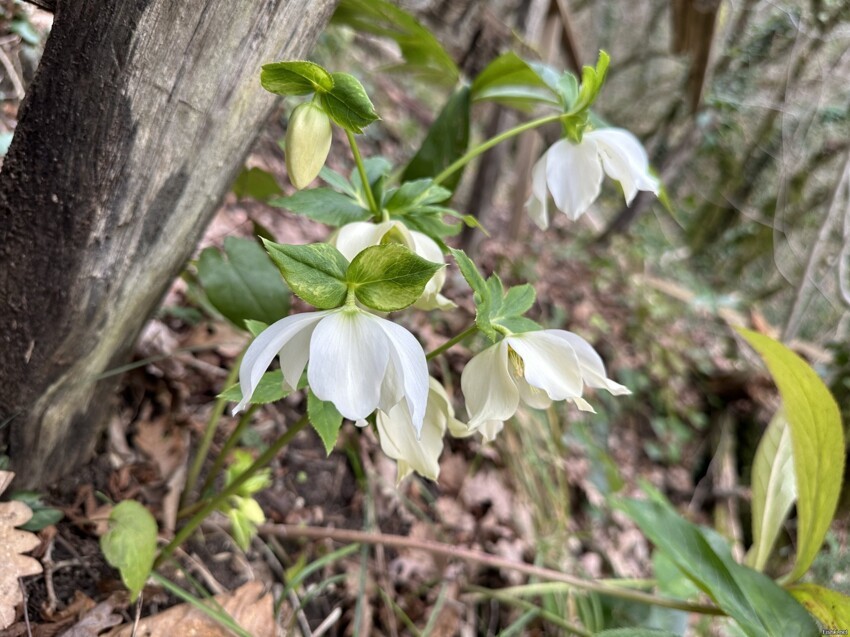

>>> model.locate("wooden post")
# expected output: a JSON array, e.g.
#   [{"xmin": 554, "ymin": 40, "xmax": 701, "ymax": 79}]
[{"xmin": 0, "ymin": 0, "xmax": 337, "ymax": 487}]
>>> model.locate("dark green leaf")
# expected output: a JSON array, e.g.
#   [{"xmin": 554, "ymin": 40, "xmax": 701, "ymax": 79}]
[
  {"xmin": 270, "ymin": 188, "xmax": 372, "ymax": 226},
  {"xmin": 472, "ymin": 52, "xmax": 560, "ymax": 110},
  {"xmin": 264, "ymin": 241, "xmax": 349, "ymax": 309},
  {"xmin": 347, "ymin": 244, "xmax": 442, "ymax": 312},
  {"xmin": 319, "ymin": 72, "xmax": 379, "ymax": 134},
  {"xmin": 10, "ymin": 492, "xmax": 63, "ymax": 531},
  {"xmin": 196, "ymin": 237, "xmax": 290, "ymax": 329},
  {"xmin": 386, "ymin": 179, "xmax": 452, "ymax": 214},
  {"xmin": 319, "ymin": 166, "xmax": 358, "ymax": 197},
  {"xmin": 332, "ymin": 0, "xmax": 459, "ymax": 86},
  {"xmin": 101, "ymin": 501, "xmax": 157, "ymax": 602},
  {"xmin": 308, "ymin": 390, "xmax": 344, "ymax": 455},
  {"xmin": 261, "ymin": 61, "xmax": 334, "ymax": 96},
  {"xmin": 232, "ymin": 167, "xmax": 283, "ymax": 201},
  {"xmin": 402, "ymin": 87, "xmax": 471, "ymax": 192},
  {"xmin": 619, "ymin": 498, "xmax": 818, "ymax": 637},
  {"xmin": 219, "ymin": 370, "xmax": 289, "ymax": 405}
]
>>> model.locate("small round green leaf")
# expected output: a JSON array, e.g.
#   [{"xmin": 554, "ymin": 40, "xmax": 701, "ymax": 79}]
[
  {"xmin": 347, "ymin": 244, "xmax": 442, "ymax": 312},
  {"xmin": 100, "ymin": 501, "xmax": 157, "ymax": 602},
  {"xmin": 260, "ymin": 61, "xmax": 334, "ymax": 96}
]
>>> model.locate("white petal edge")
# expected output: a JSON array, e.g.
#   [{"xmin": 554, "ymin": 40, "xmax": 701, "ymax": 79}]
[
  {"xmin": 332, "ymin": 221, "xmax": 395, "ymax": 261},
  {"xmin": 545, "ymin": 138, "xmax": 604, "ymax": 221},
  {"xmin": 548, "ymin": 330, "xmax": 631, "ymax": 395},
  {"xmin": 308, "ymin": 309, "xmax": 390, "ymax": 421},
  {"xmin": 586, "ymin": 128, "xmax": 659, "ymax": 205},
  {"xmin": 374, "ymin": 316, "xmax": 429, "ymax": 433},
  {"xmin": 234, "ymin": 311, "xmax": 327, "ymax": 414},
  {"xmin": 526, "ymin": 154, "xmax": 550, "ymax": 230},
  {"xmin": 506, "ymin": 331, "xmax": 584, "ymax": 401},
  {"xmin": 461, "ymin": 341, "xmax": 520, "ymax": 430}
]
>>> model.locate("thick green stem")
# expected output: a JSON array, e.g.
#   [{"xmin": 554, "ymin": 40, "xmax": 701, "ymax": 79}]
[
  {"xmin": 181, "ymin": 352, "xmax": 242, "ymax": 507},
  {"xmin": 432, "ymin": 113, "xmax": 566, "ymax": 186},
  {"xmin": 157, "ymin": 415, "xmax": 310, "ymax": 568},
  {"xmin": 346, "ymin": 130, "xmax": 381, "ymax": 218},
  {"xmin": 426, "ymin": 325, "xmax": 477, "ymax": 361},
  {"xmin": 197, "ymin": 404, "xmax": 259, "ymax": 501}
]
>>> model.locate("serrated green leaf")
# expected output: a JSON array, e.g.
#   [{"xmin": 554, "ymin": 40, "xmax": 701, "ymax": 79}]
[
  {"xmin": 319, "ymin": 72, "xmax": 379, "ymax": 134},
  {"xmin": 196, "ymin": 237, "xmax": 290, "ymax": 329},
  {"xmin": 738, "ymin": 329, "xmax": 845, "ymax": 583},
  {"xmin": 402, "ymin": 87, "xmax": 471, "ymax": 192},
  {"xmin": 332, "ymin": 0, "xmax": 459, "ymax": 86},
  {"xmin": 232, "ymin": 167, "xmax": 283, "ymax": 201},
  {"xmin": 308, "ymin": 390, "xmax": 344, "ymax": 455},
  {"xmin": 619, "ymin": 498, "xmax": 818, "ymax": 637},
  {"xmin": 472, "ymin": 52, "xmax": 560, "ymax": 110},
  {"xmin": 746, "ymin": 411, "xmax": 797, "ymax": 571},
  {"xmin": 500, "ymin": 284, "xmax": 535, "ymax": 317},
  {"xmin": 788, "ymin": 584, "xmax": 850, "ymax": 630},
  {"xmin": 347, "ymin": 244, "xmax": 442, "ymax": 311},
  {"xmin": 260, "ymin": 61, "xmax": 334, "ymax": 96},
  {"xmin": 219, "ymin": 369, "xmax": 289, "ymax": 405},
  {"xmin": 101, "ymin": 501, "xmax": 157, "ymax": 602},
  {"xmin": 450, "ymin": 248, "xmax": 488, "ymax": 298},
  {"xmin": 270, "ymin": 188, "xmax": 372, "ymax": 226},
  {"xmin": 264, "ymin": 241, "xmax": 349, "ymax": 309}
]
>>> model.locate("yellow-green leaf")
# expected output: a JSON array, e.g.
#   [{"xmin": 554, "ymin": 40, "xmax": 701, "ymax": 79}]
[
  {"xmin": 746, "ymin": 411, "xmax": 797, "ymax": 571},
  {"xmin": 737, "ymin": 329, "xmax": 845, "ymax": 583},
  {"xmin": 789, "ymin": 584, "xmax": 850, "ymax": 630},
  {"xmin": 100, "ymin": 501, "xmax": 157, "ymax": 601}
]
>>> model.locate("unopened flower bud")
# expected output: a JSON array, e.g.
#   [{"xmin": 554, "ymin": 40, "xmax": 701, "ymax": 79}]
[{"xmin": 285, "ymin": 102, "xmax": 332, "ymax": 190}]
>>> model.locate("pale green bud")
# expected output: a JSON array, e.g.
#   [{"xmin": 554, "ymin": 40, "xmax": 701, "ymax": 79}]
[{"xmin": 285, "ymin": 102, "xmax": 332, "ymax": 190}]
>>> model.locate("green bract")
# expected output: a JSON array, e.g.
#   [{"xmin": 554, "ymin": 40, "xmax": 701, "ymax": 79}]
[
  {"xmin": 347, "ymin": 243, "xmax": 442, "ymax": 312},
  {"xmin": 319, "ymin": 72, "xmax": 379, "ymax": 134},
  {"xmin": 451, "ymin": 248, "xmax": 540, "ymax": 341},
  {"xmin": 307, "ymin": 389, "xmax": 344, "ymax": 455},
  {"xmin": 260, "ymin": 60, "xmax": 334, "ymax": 96},
  {"xmin": 100, "ymin": 501, "xmax": 158, "ymax": 602},
  {"xmin": 264, "ymin": 241, "xmax": 349, "ymax": 309}
]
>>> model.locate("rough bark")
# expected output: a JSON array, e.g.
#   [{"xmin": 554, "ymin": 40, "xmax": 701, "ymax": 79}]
[{"xmin": 0, "ymin": 0, "xmax": 337, "ymax": 487}]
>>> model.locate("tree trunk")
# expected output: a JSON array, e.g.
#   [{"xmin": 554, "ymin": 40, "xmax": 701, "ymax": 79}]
[{"xmin": 0, "ymin": 0, "xmax": 337, "ymax": 488}]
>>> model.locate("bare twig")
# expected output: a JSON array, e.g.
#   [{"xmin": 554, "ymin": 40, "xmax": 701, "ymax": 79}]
[{"xmin": 0, "ymin": 46, "xmax": 25, "ymax": 100}]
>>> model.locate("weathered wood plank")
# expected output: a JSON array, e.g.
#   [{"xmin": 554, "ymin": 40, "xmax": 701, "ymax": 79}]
[{"xmin": 0, "ymin": 0, "xmax": 337, "ymax": 487}]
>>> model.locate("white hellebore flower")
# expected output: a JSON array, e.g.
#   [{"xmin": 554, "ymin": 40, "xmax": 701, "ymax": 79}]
[
  {"xmin": 333, "ymin": 220, "xmax": 454, "ymax": 310},
  {"xmin": 461, "ymin": 329, "xmax": 630, "ymax": 432},
  {"xmin": 527, "ymin": 128, "xmax": 659, "ymax": 229},
  {"xmin": 376, "ymin": 377, "xmax": 466, "ymax": 483},
  {"xmin": 234, "ymin": 307, "xmax": 429, "ymax": 432}
]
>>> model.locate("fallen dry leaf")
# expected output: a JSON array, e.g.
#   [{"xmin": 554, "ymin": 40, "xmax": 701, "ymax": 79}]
[
  {"xmin": 59, "ymin": 600, "xmax": 122, "ymax": 637},
  {"xmin": 106, "ymin": 581, "xmax": 274, "ymax": 637},
  {"xmin": 0, "ymin": 471, "xmax": 44, "ymax": 629}
]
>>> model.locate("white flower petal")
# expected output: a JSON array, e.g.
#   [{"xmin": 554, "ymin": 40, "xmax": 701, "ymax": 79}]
[
  {"xmin": 571, "ymin": 396, "xmax": 597, "ymax": 413},
  {"xmin": 549, "ymin": 330, "xmax": 631, "ymax": 395},
  {"xmin": 506, "ymin": 332, "xmax": 584, "ymax": 401},
  {"xmin": 515, "ymin": 375, "xmax": 553, "ymax": 409},
  {"xmin": 234, "ymin": 311, "xmax": 327, "ymax": 414},
  {"xmin": 526, "ymin": 155, "xmax": 550, "ymax": 230},
  {"xmin": 545, "ymin": 138, "xmax": 604, "ymax": 220},
  {"xmin": 308, "ymin": 309, "xmax": 390, "ymax": 421},
  {"xmin": 376, "ymin": 398, "xmax": 444, "ymax": 483},
  {"xmin": 462, "ymin": 341, "xmax": 519, "ymax": 430},
  {"xmin": 477, "ymin": 419, "xmax": 505, "ymax": 443},
  {"xmin": 332, "ymin": 221, "xmax": 395, "ymax": 261},
  {"xmin": 374, "ymin": 317, "xmax": 429, "ymax": 433},
  {"xmin": 410, "ymin": 230, "xmax": 452, "ymax": 310},
  {"xmin": 586, "ymin": 128, "xmax": 659, "ymax": 205}
]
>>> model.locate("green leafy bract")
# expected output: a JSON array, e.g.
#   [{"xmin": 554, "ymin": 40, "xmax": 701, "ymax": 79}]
[
  {"xmin": 402, "ymin": 86, "xmax": 471, "ymax": 192},
  {"xmin": 472, "ymin": 52, "xmax": 560, "ymax": 110},
  {"xmin": 219, "ymin": 370, "xmax": 290, "ymax": 405},
  {"xmin": 270, "ymin": 188, "xmax": 372, "ymax": 226},
  {"xmin": 618, "ymin": 498, "xmax": 818, "ymax": 637},
  {"xmin": 347, "ymin": 244, "xmax": 442, "ymax": 312},
  {"xmin": 307, "ymin": 390, "xmax": 344, "ymax": 455},
  {"xmin": 232, "ymin": 167, "xmax": 283, "ymax": 202},
  {"xmin": 451, "ymin": 248, "xmax": 540, "ymax": 340},
  {"xmin": 738, "ymin": 329, "xmax": 845, "ymax": 583},
  {"xmin": 100, "ymin": 501, "xmax": 158, "ymax": 602},
  {"xmin": 260, "ymin": 61, "xmax": 334, "ymax": 96},
  {"xmin": 571, "ymin": 50, "xmax": 610, "ymax": 115},
  {"xmin": 332, "ymin": 0, "xmax": 459, "ymax": 86},
  {"xmin": 319, "ymin": 72, "xmax": 379, "ymax": 134},
  {"xmin": 746, "ymin": 411, "xmax": 797, "ymax": 571},
  {"xmin": 196, "ymin": 237, "xmax": 290, "ymax": 329},
  {"xmin": 264, "ymin": 241, "xmax": 349, "ymax": 309}
]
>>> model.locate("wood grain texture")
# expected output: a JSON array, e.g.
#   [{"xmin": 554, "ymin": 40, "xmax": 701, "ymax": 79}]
[{"xmin": 0, "ymin": 0, "xmax": 337, "ymax": 487}]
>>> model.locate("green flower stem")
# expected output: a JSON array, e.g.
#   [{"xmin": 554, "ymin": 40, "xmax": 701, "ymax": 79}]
[
  {"xmin": 426, "ymin": 324, "xmax": 477, "ymax": 361},
  {"xmin": 433, "ymin": 112, "xmax": 567, "ymax": 186},
  {"xmin": 259, "ymin": 524, "xmax": 724, "ymax": 616},
  {"xmin": 198, "ymin": 404, "xmax": 259, "ymax": 499},
  {"xmin": 346, "ymin": 130, "xmax": 381, "ymax": 218},
  {"xmin": 156, "ymin": 414, "xmax": 310, "ymax": 568},
  {"xmin": 181, "ymin": 352, "xmax": 243, "ymax": 507}
]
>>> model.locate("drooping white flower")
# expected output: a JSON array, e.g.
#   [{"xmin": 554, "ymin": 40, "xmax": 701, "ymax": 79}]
[
  {"xmin": 376, "ymin": 377, "xmax": 466, "ymax": 482},
  {"xmin": 461, "ymin": 329, "xmax": 630, "ymax": 432},
  {"xmin": 332, "ymin": 220, "xmax": 454, "ymax": 310},
  {"xmin": 234, "ymin": 307, "xmax": 429, "ymax": 432},
  {"xmin": 526, "ymin": 128, "xmax": 659, "ymax": 229}
]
